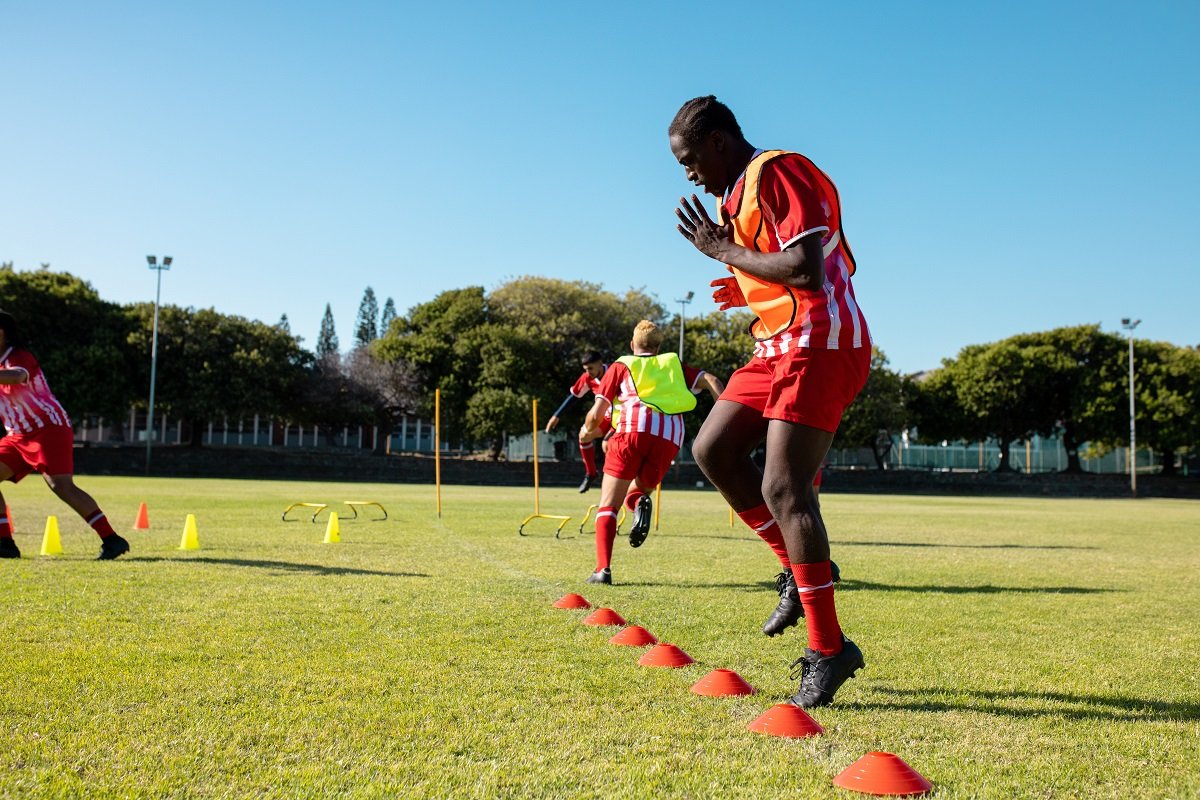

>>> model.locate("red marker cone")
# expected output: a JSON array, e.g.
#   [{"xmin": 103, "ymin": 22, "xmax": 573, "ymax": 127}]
[
  {"xmin": 637, "ymin": 643, "xmax": 694, "ymax": 668},
  {"xmin": 553, "ymin": 593, "xmax": 592, "ymax": 609},
  {"xmin": 581, "ymin": 607, "xmax": 626, "ymax": 626},
  {"xmin": 833, "ymin": 752, "xmax": 932, "ymax": 797},
  {"xmin": 608, "ymin": 625, "xmax": 657, "ymax": 646},
  {"xmin": 691, "ymin": 668, "xmax": 755, "ymax": 697},
  {"xmin": 133, "ymin": 502, "xmax": 150, "ymax": 530},
  {"xmin": 748, "ymin": 703, "xmax": 824, "ymax": 738}
]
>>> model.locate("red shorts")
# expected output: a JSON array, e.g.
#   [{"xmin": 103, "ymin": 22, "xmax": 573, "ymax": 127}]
[
  {"xmin": 723, "ymin": 345, "xmax": 871, "ymax": 432},
  {"xmin": 603, "ymin": 432, "xmax": 679, "ymax": 489},
  {"xmin": 0, "ymin": 426, "xmax": 76, "ymax": 483}
]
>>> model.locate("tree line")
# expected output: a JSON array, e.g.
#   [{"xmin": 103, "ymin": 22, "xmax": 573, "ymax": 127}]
[{"xmin": 3, "ymin": 264, "xmax": 1197, "ymax": 470}]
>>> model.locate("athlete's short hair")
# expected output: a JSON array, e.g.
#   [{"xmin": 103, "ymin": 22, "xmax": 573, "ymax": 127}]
[
  {"xmin": 631, "ymin": 320, "xmax": 663, "ymax": 353},
  {"xmin": 581, "ymin": 351, "xmax": 602, "ymax": 366},
  {"xmin": 0, "ymin": 310, "xmax": 22, "ymax": 348},
  {"xmin": 669, "ymin": 95, "xmax": 744, "ymax": 147}
]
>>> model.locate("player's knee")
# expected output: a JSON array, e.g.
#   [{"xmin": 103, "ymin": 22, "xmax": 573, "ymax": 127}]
[
  {"xmin": 762, "ymin": 472, "xmax": 816, "ymax": 517},
  {"xmin": 691, "ymin": 429, "xmax": 721, "ymax": 474}
]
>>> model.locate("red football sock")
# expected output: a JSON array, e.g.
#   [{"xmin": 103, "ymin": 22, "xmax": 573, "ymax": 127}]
[
  {"xmin": 0, "ymin": 513, "xmax": 11, "ymax": 539},
  {"xmin": 595, "ymin": 506, "xmax": 617, "ymax": 570},
  {"xmin": 737, "ymin": 503, "xmax": 790, "ymax": 569},
  {"xmin": 791, "ymin": 561, "xmax": 843, "ymax": 656},
  {"xmin": 85, "ymin": 510, "xmax": 116, "ymax": 539},
  {"xmin": 624, "ymin": 489, "xmax": 645, "ymax": 512},
  {"xmin": 580, "ymin": 441, "xmax": 598, "ymax": 476}
]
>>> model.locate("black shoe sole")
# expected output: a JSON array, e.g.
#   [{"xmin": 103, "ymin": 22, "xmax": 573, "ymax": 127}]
[
  {"xmin": 98, "ymin": 540, "xmax": 130, "ymax": 561},
  {"xmin": 628, "ymin": 496, "xmax": 652, "ymax": 548}
]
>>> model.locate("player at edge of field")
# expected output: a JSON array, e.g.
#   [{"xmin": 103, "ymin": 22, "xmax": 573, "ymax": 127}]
[
  {"xmin": 545, "ymin": 351, "xmax": 609, "ymax": 492},
  {"xmin": 580, "ymin": 320, "xmax": 723, "ymax": 585},
  {"xmin": 668, "ymin": 96, "xmax": 871, "ymax": 708},
  {"xmin": 0, "ymin": 310, "xmax": 130, "ymax": 560}
]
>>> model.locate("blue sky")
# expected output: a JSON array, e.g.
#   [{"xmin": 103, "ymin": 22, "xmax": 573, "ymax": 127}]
[{"xmin": 2, "ymin": 1, "xmax": 1197, "ymax": 374}]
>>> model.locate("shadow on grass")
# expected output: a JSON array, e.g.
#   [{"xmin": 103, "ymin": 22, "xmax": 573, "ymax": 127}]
[
  {"xmin": 857, "ymin": 685, "xmax": 1199, "ymax": 722},
  {"xmin": 129, "ymin": 556, "xmax": 427, "ymax": 578},
  {"xmin": 613, "ymin": 578, "xmax": 1116, "ymax": 595},
  {"xmin": 656, "ymin": 533, "xmax": 1097, "ymax": 552},
  {"xmin": 839, "ymin": 579, "xmax": 1118, "ymax": 595},
  {"xmin": 835, "ymin": 540, "xmax": 1099, "ymax": 551}
]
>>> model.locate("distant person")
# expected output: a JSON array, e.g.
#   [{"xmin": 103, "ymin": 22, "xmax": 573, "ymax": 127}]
[
  {"xmin": 581, "ymin": 320, "xmax": 723, "ymax": 585},
  {"xmin": 0, "ymin": 310, "xmax": 130, "ymax": 560},
  {"xmin": 545, "ymin": 351, "xmax": 609, "ymax": 492},
  {"xmin": 668, "ymin": 96, "xmax": 870, "ymax": 708}
]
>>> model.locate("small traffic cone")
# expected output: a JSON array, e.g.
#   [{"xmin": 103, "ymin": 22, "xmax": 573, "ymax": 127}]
[
  {"xmin": 4, "ymin": 504, "xmax": 13, "ymax": 532},
  {"xmin": 133, "ymin": 502, "xmax": 150, "ymax": 530},
  {"xmin": 553, "ymin": 593, "xmax": 592, "ymax": 609},
  {"xmin": 748, "ymin": 703, "xmax": 825, "ymax": 738},
  {"xmin": 691, "ymin": 668, "xmax": 755, "ymax": 697},
  {"xmin": 637, "ymin": 643, "xmax": 694, "ymax": 668},
  {"xmin": 323, "ymin": 512, "xmax": 340, "ymax": 544},
  {"xmin": 40, "ymin": 516, "xmax": 63, "ymax": 556},
  {"xmin": 609, "ymin": 625, "xmax": 657, "ymax": 646},
  {"xmin": 178, "ymin": 514, "xmax": 200, "ymax": 550},
  {"xmin": 581, "ymin": 607, "xmax": 626, "ymax": 626},
  {"xmin": 832, "ymin": 752, "xmax": 932, "ymax": 797}
]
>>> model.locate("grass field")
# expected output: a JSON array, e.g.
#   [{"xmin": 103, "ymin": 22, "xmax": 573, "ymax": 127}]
[{"xmin": 1, "ymin": 476, "xmax": 1198, "ymax": 799}]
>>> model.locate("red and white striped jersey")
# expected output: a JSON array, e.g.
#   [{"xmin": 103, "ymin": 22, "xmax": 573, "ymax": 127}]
[
  {"xmin": 0, "ymin": 347, "xmax": 71, "ymax": 434},
  {"xmin": 570, "ymin": 366, "xmax": 607, "ymax": 398},
  {"xmin": 595, "ymin": 357, "xmax": 704, "ymax": 446}
]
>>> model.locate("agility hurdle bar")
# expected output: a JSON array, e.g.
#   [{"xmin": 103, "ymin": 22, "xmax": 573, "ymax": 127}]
[{"xmin": 518, "ymin": 398, "xmax": 572, "ymax": 536}]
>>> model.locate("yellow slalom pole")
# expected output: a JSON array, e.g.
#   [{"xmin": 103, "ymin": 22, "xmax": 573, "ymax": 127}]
[
  {"xmin": 729, "ymin": 505, "xmax": 734, "ymax": 528},
  {"xmin": 654, "ymin": 483, "xmax": 661, "ymax": 531},
  {"xmin": 532, "ymin": 398, "xmax": 541, "ymax": 515},
  {"xmin": 435, "ymin": 388, "xmax": 442, "ymax": 518}
]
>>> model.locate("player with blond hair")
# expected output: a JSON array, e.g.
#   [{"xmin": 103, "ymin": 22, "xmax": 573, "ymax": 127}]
[{"xmin": 581, "ymin": 320, "xmax": 723, "ymax": 584}]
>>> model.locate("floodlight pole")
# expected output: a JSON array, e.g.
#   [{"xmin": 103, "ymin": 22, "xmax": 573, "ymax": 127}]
[
  {"xmin": 1121, "ymin": 318, "xmax": 1140, "ymax": 498},
  {"xmin": 146, "ymin": 255, "xmax": 172, "ymax": 475},
  {"xmin": 675, "ymin": 291, "xmax": 694, "ymax": 358}
]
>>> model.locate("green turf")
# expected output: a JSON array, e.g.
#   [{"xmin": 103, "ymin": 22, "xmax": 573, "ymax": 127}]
[{"xmin": 1, "ymin": 477, "xmax": 1197, "ymax": 798}]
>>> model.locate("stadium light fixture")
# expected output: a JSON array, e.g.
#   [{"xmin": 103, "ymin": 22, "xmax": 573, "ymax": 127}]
[
  {"xmin": 1121, "ymin": 318, "xmax": 1141, "ymax": 497},
  {"xmin": 676, "ymin": 291, "xmax": 695, "ymax": 359},
  {"xmin": 145, "ymin": 255, "xmax": 173, "ymax": 474}
]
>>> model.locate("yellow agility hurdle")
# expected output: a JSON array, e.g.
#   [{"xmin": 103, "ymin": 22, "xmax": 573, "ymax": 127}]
[
  {"xmin": 343, "ymin": 501, "xmax": 388, "ymax": 521},
  {"xmin": 282, "ymin": 502, "xmax": 329, "ymax": 523},
  {"xmin": 518, "ymin": 399, "xmax": 572, "ymax": 537}
]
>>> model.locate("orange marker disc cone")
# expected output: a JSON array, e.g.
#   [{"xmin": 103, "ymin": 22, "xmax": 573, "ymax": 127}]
[
  {"xmin": 553, "ymin": 593, "xmax": 592, "ymax": 609},
  {"xmin": 133, "ymin": 502, "xmax": 150, "ymax": 530},
  {"xmin": 608, "ymin": 625, "xmax": 657, "ymax": 646},
  {"xmin": 637, "ymin": 643, "xmax": 694, "ymax": 668},
  {"xmin": 691, "ymin": 668, "xmax": 755, "ymax": 697},
  {"xmin": 748, "ymin": 703, "xmax": 825, "ymax": 738},
  {"xmin": 581, "ymin": 607, "xmax": 626, "ymax": 626},
  {"xmin": 832, "ymin": 751, "xmax": 932, "ymax": 797}
]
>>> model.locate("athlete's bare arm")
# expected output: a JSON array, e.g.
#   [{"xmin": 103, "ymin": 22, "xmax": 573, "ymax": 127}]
[
  {"xmin": 583, "ymin": 396, "xmax": 609, "ymax": 437},
  {"xmin": 698, "ymin": 372, "xmax": 725, "ymax": 402},
  {"xmin": 675, "ymin": 194, "xmax": 824, "ymax": 290},
  {"xmin": 0, "ymin": 368, "xmax": 29, "ymax": 385}
]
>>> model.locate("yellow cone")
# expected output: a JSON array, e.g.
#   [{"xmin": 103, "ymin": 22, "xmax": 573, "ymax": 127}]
[
  {"xmin": 323, "ymin": 511, "xmax": 340, "ymax": 544},
  {"xmin": 40, "ymin": 516, "xmax": 63, "ymax": 556},
  {"xmin": 179, "ymin": 514, "xmax": 200, "ymax": 550}
]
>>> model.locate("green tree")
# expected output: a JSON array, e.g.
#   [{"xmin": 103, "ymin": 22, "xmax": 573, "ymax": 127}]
[
  {"xmin": 1127, "ymin": 341, "xmax": 1200, "ymax": 475},
  {"xmin": 380, "ymin": 297, "xmax": 397, "ymax": 335},
  {"xmin": 317, "ymin": 304, "xmax": 339, "ymax": 359},
  {"xmin": 0, "ymin": 265, "xmax": 139, "ymax": 423},
  {"xmin": 951, "ymin": 341, "xmax": 1065, "ymax": 471},
  {"xmin": 354, "ymin": 287, "xmax": 379, "ymax": 348},
  {"xmin": 1009, "ymin": 325, "xmax": 1126, "ymax": 472},
  {"xmin": 125, "ymin": 305, "xmax": 309, "ymax": 445},
  {"xmin": 834, "ymin": 348, "xmax": 910, "ymax": 468}
]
